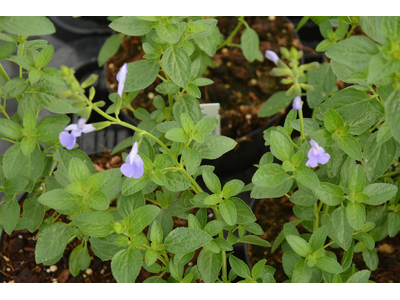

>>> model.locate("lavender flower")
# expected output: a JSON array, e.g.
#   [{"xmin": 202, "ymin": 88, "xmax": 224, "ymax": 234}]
[
  {"xmin": 306, "ymin": 139, "xmax": 330, "ymax": 168},
  {"xmin": 120, "ymin": 141, "xmax": 144, "ymax": 178},
  {"xmin": 117, "ymin": 63, "xmax": 128, "ymax": 97},
  {"xmin": 293, "ymin": 96, "xmax": 302, "ymax": 111},
  {"xmin": 59, "ymin": 118, "xmax": 95, "ymax": 150},
  {"xmin": 265, "ymin": 50, "xmax": 279, "ymax": 66}
]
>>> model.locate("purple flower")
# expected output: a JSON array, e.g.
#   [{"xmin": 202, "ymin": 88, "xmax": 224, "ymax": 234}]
[
  {"xmin": 265, "ymin": 50, "xmax": 279, "ymax": 66},
  {"xmin": 59, "ymin": 118, "xmax": 95, "ymax": 150},
  {"xmin": 306, "ymin": 139, "xmax": 330, "ymax": 168},
  {"xmin": 293, "ymin": 96, "xmax": 302, "ymax": 110},
  {"xmin": 116, "ymin": 63, "xmax": 128, "ymax": 97},
  {"xmin": 120, "ymin": 141, "xmax": 144, "ymax": 178}
]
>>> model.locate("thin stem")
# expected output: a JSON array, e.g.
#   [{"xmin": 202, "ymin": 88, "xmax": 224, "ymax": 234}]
[
  {"xmin": 0, "ymin": 63, "xmax": 11, "ymax": 82},
  {"xmin": 380, "ymin": 169, "xmax": 400, "ymax": 179},
  {"xmin": 299, "ymin": 105, "xmax": 305, "ymax": 140},
  {"xmin": 217, "ymin": 17, "xmax": 244, "ymax": 50},
  {"xmin": 1, "ymin": 137, "xmax": 16, "ymax": 144}
]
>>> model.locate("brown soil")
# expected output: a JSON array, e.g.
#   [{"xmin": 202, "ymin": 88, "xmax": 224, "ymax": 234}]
[
  {"xmin": 248, "ymin": 197, "xmax": 400, "ymax": 283},
  {"xmin": 0, "ymin": 152, "xmax": 195, "ymax": 283},
  {"xmin": 106, "ymin": 16, "xmax": 301, "ymax": 139}
]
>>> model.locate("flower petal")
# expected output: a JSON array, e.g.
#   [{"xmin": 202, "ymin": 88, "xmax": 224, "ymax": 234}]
[
  {"xmin": 82, "ymin": 124, "xmax": 96, "ymax": 133},
  {"xmin": 265, "ymin": 50, "xmax": 279, "ymax": 66},
  {"xmin": 318, "ymin": 153, "xmax": 330, "ymax": 165},
  {"xmin": 59, "ymin": 132, "xmax": 76, "ymax": 150},
  {"xmin": 292, "ymin": 96, "xmax": 302, "ymax": 111},
  {"xmin": 77, "ymin": 118, "xmax": 87, "ymax": 129},
  {"xmin": 120, "ymin": 163, "xmax": 136, "ymax": 178},
  {"xmin": 117, "ymin": 63, "xmax": 128, "ymax": 97},
  {"xmin": 64, "ymin": 124, "xmax": 79, "ymax": 131},
  {"xmin": 306, "ymin": 157, "xmax": 319, "ymax": 168}
]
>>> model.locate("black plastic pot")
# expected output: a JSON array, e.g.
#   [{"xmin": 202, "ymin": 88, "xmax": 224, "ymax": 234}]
[{"xmin": 49, "ymin": 17, "xmax": 113, "ymax": 41}]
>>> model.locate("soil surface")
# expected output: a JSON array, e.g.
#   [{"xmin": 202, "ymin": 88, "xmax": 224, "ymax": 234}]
[
  {"xmin": 106, "ymin": 16, "xmax": 301, "ymax": 139},
  {"xmin": 248, "ymin": 197, "xmax": 400, "ymax": 283},
  {"xmin": 0, "ymin": 152, "xmax": 196, "ymax": 283}
]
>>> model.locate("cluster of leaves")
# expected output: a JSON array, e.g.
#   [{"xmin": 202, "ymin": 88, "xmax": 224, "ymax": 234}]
[
  {"xmin": 1, "ymin": 16, "xmax": 276, "ymax": 283},
  {"xmin": 251, "ymin": 16, "xmax": 400, "ymax": 282}
]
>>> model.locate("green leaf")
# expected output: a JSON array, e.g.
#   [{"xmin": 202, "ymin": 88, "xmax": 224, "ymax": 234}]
[
  {"xmin": 314, "ymin": 182, "xmax": 344, "ymax": 206},
  {"xmin": 222, "ymin": 180, "xmax": 244, "ymax": 199},
  {"xmin": 0, "ymin": 16, "xmax": 55, "ymax": 36},
  {"xmin": 385, "ymin": 89, "xmax": 400, "ymax": 144},
  {"xmin": 324, "ymin": 109, "xmax": 344, "ymax": 133},
  {"xmin": 182, "ymin": 148, "xmax": 202, "ymax": 176},
  {"xmin": 73, "ymin": 211, "xmax": 114, "ymax": 237},
  {"xmin": 251, "ymin": 179, "xmax": 293, "ymax": 199},
  {"xmin": 367, "ymin": 53, "xmax": 400, "ymax": 85},
  {"xmin": 202, "ymin": 170, "xmax": 221, "ymax": 194},
  {"xmin": 165, "ymin": 228, "xmax": 212, "ymax": 254},
  {"xmin": 36, "ymin": 115, "xmax": 70, "ymax": 143},
  {"xmin": 349, "ymin": 165, "xmax": 366, "ymax": 193},
  {"xmin": 316, "ymin": 88, "xmax": 373, "ymax": 123},
  {"xmin": 307, "ymin": 63, "xmax": 337, "ymax": 108},
  {"xmin": 316, "ymin": 257, "xmax": 343, "ymax": 274},
  {"xmin": 286, "ymin": 235, "xmax": 312, "ymax": 257},
  {"xmin": 359, "ymin": 17, "xmax": 385, "ymax": 44},
  {"xmin": 36, "ymin": 45, "xmax": 54, "ymax": 69},
  {"xmin": 68, "ymin": 158, "xmax": 91, "ymax": 183},
  {"xmin": 35, "ymin": 222, "xmax": 77, "ymax": 265},
  {"xmin": 2, "ymin": 199, "xmax": 20, "ymax": 234},
  {"xmin": 2, "ymin": 143, "xmax": 27, "ymax": 179},
  {"xmin": 252, "ymin": 163, "xmax": 288, "ymax": 187},
  {"xmin": 363, "ymin": 183, "xmax": 398, "ymax": 205},
  {"xmin": 237, "ymin": 235, "xmax": 271, "ymax": 247},
  {"xmin": 229, "ymin": 255, "xmax": 251, "ymax": 279},
  {"xmin": 363, "ymin": 134, "xmax": 396, "ymax": 182},
  {"xmin": 362, "ymin": 248, "xmax": 378, "ymax": 271},
  {"xmin": 309, "ymin": 226, "xmax": 328, "ymax": 252},
  {"xmin": 219, "ymin": 199, "xmax": 237, "ymax": 226},
  {"xmin": 194, "ymin": 135, "xmax": 237, "ymax": 160},
  {"xmin": 90, "ymin": 234, "xmax": 128, "ymax": 261},
  {"xmin": 124, "ymin": 59, "xmax": 160, "ymax": 92},
  {"xmin": 346, "ymin": 270, "xmax": 371, "ymax": 283},
  {"xmin": 2, "ymin": 77, "xmax": 28, "ymax": 99},
  {"xmin": 294, "ymin": 165, "xmax": 320, "ymax": 189},
  {"xmin": 290, "ymin": 190, "xmax": 318, "ymax": 207},
  {"xmin": 197, "ymin": 249, "xmax": 223, "ymax": 283},
  {"xmin": 20, "ymin": 136, "xmax": 36, "ymax": 156},
  {"xmin": 83, "ymin": 190, "xmax": 109, "ymax": 211},
  {"xmin": 164, "ymin": 172, "xmax": 191, "ymax": 192},
  {"xmin": 321, "ymin": 207, "xmax": 353, "ymax": 250},
  {"xmin": 258, "ymin": 91, "xmax": 294, "ymax": 117},
  {"xmin": 0, "ymin": 118, "xmax": 22, "ymax": 140},
  {"xmin": 185, "ymin": 83, "xmax": 201, "ymax": 98},
  {"xmin": 381, "ymin": 16, "xmax": 400, "ymax": 42},
  {"xmin": 111, "ymin": 248, "xmax": 143, "ymax": 283},
  {"xmin": 241, "ymin": 27, "xmax": 261, "ymax": 62},
  {"xmin": 346, "ymin": 202, "xmax": 366, "ymax": 231},
  {"xmin": 325, "ymin": 36, "xmax": 379, "ymax": 83},
  {"xmin": 161, "ymin": 46, "xmax": 191, "ymax": 88},
  {"xmin": 124, "ymin": 205, "xmax": 160, "ymax": 235},
  {"xmin": 165, "ymin": 128, "xmax": 189, "ymax": 143},
  {"xmin": 69, "ymin": 243, "xmax": 90, "ymax": 277},
  {"xmin": 122, "ymin": 175, "xmax": 150, "ymax": 195},
  {"xmin": 337, "ymin": 135, "xmax": 362, "ymax": 161},
  {"xmin": 292, "ymin": 260, "xmax": 312, "ymax": 283},
  {"xmin": 173, "ymin": 94, "xmax": 202, "ymax": 124},
  {"xmin": 155, "ymin": 81, "xmax": 180, "ymax": 94},
  {"xmin": 193, "ymin": 26, "xmax": 221, "ymax": 57},
  {"xmin": 4, "ymin": 177, "xmax": 28, "ymax": 195},
  {"xmin": 270, "ymin": 131, "xmax": 294, "ymax": 162},
  {"xmin": 388, "ymin": 212, "xmax": 400, "ymax": 238},
  {"xmin": 17, "ymin": 195, "xmax": 44, "ymax": 232},
  {"xmin": 0, "ymin": 41, "xmax": 16, "ymax": 61},
  {"xmin": 156, "ymin": 23, "xmax": 180, "ymax": 43},
  {"xmin": 109, "ymin": 16, "xmax": 152, "ymax": 36},
  {"xmin": 98, "ymin": 34, "xmax": 124, "ymax": 67}
]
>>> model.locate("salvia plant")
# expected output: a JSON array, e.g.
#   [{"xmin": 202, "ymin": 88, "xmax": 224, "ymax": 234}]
[{"xmin": 0, "ymin": 15, "xmax": 399, "ymax": 284}]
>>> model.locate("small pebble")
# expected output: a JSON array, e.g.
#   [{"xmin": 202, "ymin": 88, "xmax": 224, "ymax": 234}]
[
  {"xmin": 6, "ymin": 268, "xmax": 11, "ymax": 272},
  {"xmin": 226, "ymin": 62, "xmax": 232, "ymax": 67},
  {"xmin": 86, "ymin": 268, "xmax": 93, "ymax": 275},
  {"xmin": 208, "ymin": 213, "xmax": 214, "ymax": 218},
  {"xmin": 268, "ymin": 16, "xmax": 276, "ymax": 21},
  {"xmin": 100, "ymin": 269, "xmax": 105, "ymax": 275},
  {"xmin": 108, "ymin": 63, "xmax": 115, "ymax": 69},
  {"xmin": 3, "ymin": 256, "xmax": 9, "ymax": 262},
  {"xmin": 83, "ymin": 274, "xmax": 87, "ymax": 278},
  {"xmin": 188, "ymin": 262, "xmax": 193, "ymax": 267},
  {"xmin": 246, "ymin": 114, "xmax": 252, "ymax": 120},
  {"xmin": 250, "ymin": 79, "xmax": 257, "ymax": 86},
  {"xmin": 18, "ymin": 249, "xmax": 23, "ymax": 253},
  {"xmin": 148, "ymin": 92, "xmax": 155, "ymax": 100},
  {"xmin": 52, "ymin": 278, "xmax": 58, "ymax": 283},
  {"xmin": 18, "ymin": 235, "xmax": 23, "ymax": 239},
  {"xmin": 224, "ymin": 84, "xmax": 230, "ymax": 89},
  {"xmin": 46, "ymin": 269, "xmax": 51, "ymax": 273},
  {"xmin": 50, "ymin": 265, "xmax": 58, "ymax": 272},
  {"xmin": 221, "ymin": 48, "xmax": 229, "ymax": 54},
  {"xmin": 90, "ymin": 256, "xmax": 94, "ymax": 260}
]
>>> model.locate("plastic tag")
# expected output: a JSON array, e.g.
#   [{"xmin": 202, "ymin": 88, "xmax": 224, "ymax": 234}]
[{"xmin": 200, "ymin": 103, "xmax": 221, "ymax": 135}]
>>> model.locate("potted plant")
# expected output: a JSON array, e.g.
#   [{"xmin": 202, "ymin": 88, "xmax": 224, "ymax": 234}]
[
  {"xmin": 99, "ymin": 16, "xmax": 305, "ymax": 176},
  {"xmin": 244, "ymin": 16, "xmax": 400, "ymax": 283}
]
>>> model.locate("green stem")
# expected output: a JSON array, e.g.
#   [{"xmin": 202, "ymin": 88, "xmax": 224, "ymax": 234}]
[
  {"xmin": 298, "ymin": 105, "xmax": 305, "ymax": 140},
  {"xmin": 217, "ymin": 17, "xmax": 244, "ymax": 50},
  {"xmin": 1, "ymin": 137, "xmax": 15, "ymax": 143},
  {"xmin": 313, "ymin": 201, "xmax": 323, "ymax": 232},
  {"xmin": 380, "ymin": 169, "xmax": 400, "ymax": 179},
  {"xmin": 0, "ymin": 63, "xmax": 11, "ymax": 82}
]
